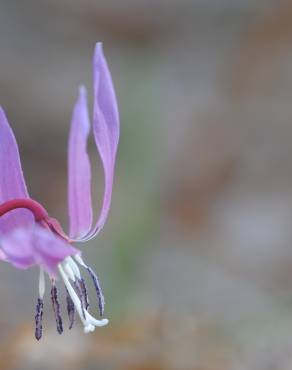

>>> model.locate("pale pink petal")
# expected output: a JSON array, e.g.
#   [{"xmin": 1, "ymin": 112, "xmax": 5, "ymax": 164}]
[
  {"xmin": 0, "ymin": 108, "xmax": 33, "ymax": 234},
  {"xmin": 68, "ymin": 87, "xmax": 92, "ymax": 239}
]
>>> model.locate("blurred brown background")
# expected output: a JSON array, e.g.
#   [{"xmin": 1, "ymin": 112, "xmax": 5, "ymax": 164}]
[{"xmin": 1, "ymin": 0, "xmax": 292, "ymax": 369}]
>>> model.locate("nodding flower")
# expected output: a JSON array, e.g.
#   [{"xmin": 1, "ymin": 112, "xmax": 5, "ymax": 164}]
[{"xmin": 0, "ymin": 43, "xmax": 119, "ymax": 340}]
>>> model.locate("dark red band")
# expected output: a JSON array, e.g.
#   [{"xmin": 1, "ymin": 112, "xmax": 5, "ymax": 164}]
[{"xmin": 0, "ymin": 198, "xmax": 48, "ymax": 221}]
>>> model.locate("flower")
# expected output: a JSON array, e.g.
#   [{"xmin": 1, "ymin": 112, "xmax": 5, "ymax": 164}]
[{"xmin": 0, "ymin": 43, "xmax": 119, "ymax": 340}]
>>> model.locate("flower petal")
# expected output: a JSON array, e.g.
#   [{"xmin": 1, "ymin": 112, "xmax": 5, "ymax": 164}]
[
  {"xmin": 1, "ymin": 228, "xmax": 35, "ymax": 269},
  {"xmin": 0, "ymin": 108, "xmax": 33, "ymax": 234},
  {"xmin": 0, "ymin": 249, "xmax": 6, "ymax": 261},
  {"xmin": 77, "ymin": 43, "xmax": 119, "ymax": 242},
  {"xmin": 92, "ymin": 43, "xmax": 119, "ymax": 230},
  {"xmin": 68, "ymin": 87, "xmax": 92, "ymax": 239},
  {"xmin": 1, "ymin": 226, "xmax": 79, "ymax": 275}
]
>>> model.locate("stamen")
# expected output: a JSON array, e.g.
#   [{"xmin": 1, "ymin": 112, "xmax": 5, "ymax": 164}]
[
  {"xmin": 74, "ymin": 254, "xmax": 86, "ymax": 267},
  {"xmin": 58, "ymin": 265, "xmax": 108, "ymax": 331},
  {"xmin": 64, "ymin": 261, "xmax": 76, "ymax": 282},
  {"xmin": 51, "ymin": 283, "xmax": 63, "ymax": 334},
  {"xmin": 35, "ymin": 298, "xmax": 44, "ymax": 340},
  {"xmin": 66, "ymin": 288, "xmax": 75, "ymax": 329},
  {"xmin": 72, "ymin": 280, "xmax": 86, "ymax": 319},
  {"xmin": 66, "ymin": 257, "xmax": 81, "ymax": 279},
  {"xmin": 59, "ymin": 265, "xmax": 87, "ymax": 327},
  {"xmin": 74, "ymin": 255, "xmax": 105, "ymax": 316},
  {"xmin": 86, "ymin": 266, "xmax": 105, "ymax": 316},
  {"xmin": 79, "ymin": 277, "xmax": 89, "ymax": 310},
  {"xmin": 62, "ymin": 260, "xmax": 88, "ymax": 316},
  {"xmin": 39, "ymin": 268, "xmax": 45, "ymax": 299}
]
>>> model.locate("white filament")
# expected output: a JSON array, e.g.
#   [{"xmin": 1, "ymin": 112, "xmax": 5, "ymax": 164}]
[
  {"xmin": 66, "ymin": 256, "xmax": 81, "ymax": 279},
  {"xmin": 58, "ymin": 263, "xmax": 108, "ymax": 332},
  {"xmin": 39, "ymin": 268, "xmax": 45, "ymax": 299},
  {"xmin": 63, "ymin": 261, "xmax": 76, "ymax": 282},
  {"xmin": 74, "ymin": 254, "xmax": 87, "ymax": 268}
]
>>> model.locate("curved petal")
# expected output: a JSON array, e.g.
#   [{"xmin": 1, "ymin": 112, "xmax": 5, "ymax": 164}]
[
  {"xmin": 1, "ymin": 226, "xmax": 79, "ymax": 275},
  {"xmin": 68, "ymin": 87, "xmax": 92, "ymax": 239},
  {"xmin": 0, "ymin": 108, "xmax": 33, "ymax": 234},
  {"xmin": 92, "ymin": 43, "xmax": 119, "ymax": 230},
  {"xmin": 76, "ymin": 43, "xmax": 119, "ymax": 242}
]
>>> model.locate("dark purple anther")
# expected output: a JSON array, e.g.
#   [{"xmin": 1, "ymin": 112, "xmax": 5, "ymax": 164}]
[
  {"xmin": 72, "ymin": 280, "xmax": 86, "ymax": 319},
  {"xmin": 51, "ymin": 284, "xmax": 63, "ymax": 334},
  {"xmin": 79, "ymin": 277, "xmax": 89, "ymax": 310},
  {"xmin": 66, "ymin": 288, "xmax": 75, "ymax": 329},
  {"xmin": 35, "ymin": 298, "xmax": 44, "ymax": 340},
  {"xmin": 86, "ymin": 267, "xmax": 105, "ymax": 316}
]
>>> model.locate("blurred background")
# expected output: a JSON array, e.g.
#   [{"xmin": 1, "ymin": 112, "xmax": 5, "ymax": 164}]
[{"xmin": 1, "ymin": 0, "xmax": 292, "ymax": 369}]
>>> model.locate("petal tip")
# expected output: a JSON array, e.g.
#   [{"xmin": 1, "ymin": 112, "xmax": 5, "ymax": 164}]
[
  {"xmin": 94, "ymin": 42, "xmax": 105, "ymax": 63},
  {"xmin": 95, "ymin": 42, "xmax": 103, "ymax": 52},
  {"xmin": 78, "ymin": 85, "xmax": 87, "ymax": 98}
]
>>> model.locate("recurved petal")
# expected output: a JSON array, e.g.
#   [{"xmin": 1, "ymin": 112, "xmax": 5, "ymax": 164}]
[
  {"xmin": 0, "ymin": 108, "xmax": 33, "ymax": 234},
  {"xmin": 68, "ymin": 87, "xmax": 93, "ymax": 239},
  {"xmin": 1, "ymin": 226, "xmax": 79, "ymax": 275},
  {"xmin": 79, "ymin": 43, "xmax": 119, "ymax": 241}
]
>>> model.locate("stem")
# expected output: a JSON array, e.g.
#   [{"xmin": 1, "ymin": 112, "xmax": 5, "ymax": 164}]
[{"xmin": 0, "ymin": 198, "xmax": 48, "ymax": 221}]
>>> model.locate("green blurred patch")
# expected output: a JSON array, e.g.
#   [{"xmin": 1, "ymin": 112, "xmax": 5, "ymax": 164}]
[{"xmin": 103, "ymin": 50, "xmax": 163, "ymax": 316}]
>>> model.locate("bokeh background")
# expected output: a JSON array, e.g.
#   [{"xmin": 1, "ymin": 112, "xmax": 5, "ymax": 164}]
[{"xmin": 1, "ymin": 0, "xmax": 292, "ymax": 369}]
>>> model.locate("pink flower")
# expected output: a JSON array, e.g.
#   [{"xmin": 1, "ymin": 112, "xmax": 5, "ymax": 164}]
[{"xmin": 0, "ymin": 43, "xmax": 119, "ymax": 339}]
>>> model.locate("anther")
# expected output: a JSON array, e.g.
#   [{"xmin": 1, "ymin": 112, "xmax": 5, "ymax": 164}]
[
  {"xmin": 86, "ymin": 267, "xmax": 105, "ymax": 316},
  {"xmin": 72, "ymin": 280, "xmax": 86, "ymax": 319},
  {"xmin": 35, "ymin": 298, "xmax": 44, "ymax": 340},
  {"xmin": 51, "ymin": 284, "xmax": 63, "ymax": 334},
  {"xmin": 66, "ymin": 288, "xmax": 75, "ymax": 329},
  {"xmin": 79, "ymin": 278, "xmax": 89, "ymax": 310},
  {"xmin": 74, "ymin": 255, "xmax": 105, "ymax": 317}
]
